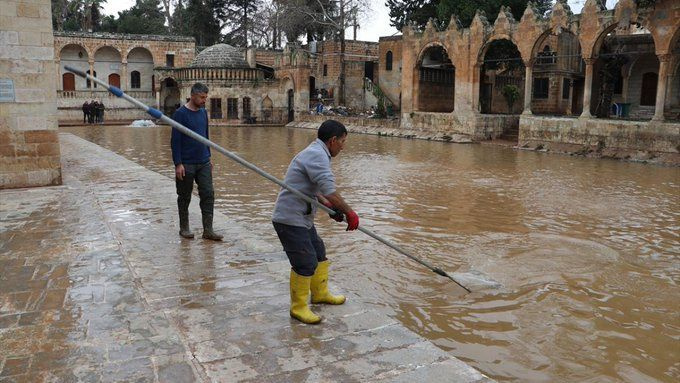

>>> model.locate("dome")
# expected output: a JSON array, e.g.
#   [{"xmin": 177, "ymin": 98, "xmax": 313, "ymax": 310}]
[{"xmin": 191, "ymin": 44, "xmax": 248, "ymax": 68}]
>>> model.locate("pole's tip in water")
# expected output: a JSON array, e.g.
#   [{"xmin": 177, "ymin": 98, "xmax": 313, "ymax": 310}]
[
  {"xmin": 434, "ymin": 267, "xmax": 472, "ymax": 293},
  {"xmin": 64, "ymin": 65, "xmax": 87, "ymax": 78}
]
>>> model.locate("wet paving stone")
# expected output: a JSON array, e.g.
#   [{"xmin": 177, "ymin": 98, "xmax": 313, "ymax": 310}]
[{"xmin": 0, "ymin": 134, "xmax": 491, "ymax": 382}]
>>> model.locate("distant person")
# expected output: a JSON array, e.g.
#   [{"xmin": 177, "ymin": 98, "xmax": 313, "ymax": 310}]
[
  {"xmin": 272, "ymin": 119, "xmax": 360, "ymax": 324},
  {"xmin": 97, "ymin": 101, "xmax": 105, "ymax": 124},
  {"xmin": 82, "ymin": 101, "xmax": 89, "ymax": 124},
  {"xmin": 316, "ymin": 99, "xmax": 324, "ymax": 115},
  {"xmin": 171, "ymin": 82, "xmax": 223, "ymax": 241},
  {"xmin": 88, "ymin": 100, "xmax": 96, "ymax": 124}
]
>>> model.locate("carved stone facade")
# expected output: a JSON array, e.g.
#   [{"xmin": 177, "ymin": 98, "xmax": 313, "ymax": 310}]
[{"xmin": 387, "ymin": 0, "xmax": 679, "ymax": 154}]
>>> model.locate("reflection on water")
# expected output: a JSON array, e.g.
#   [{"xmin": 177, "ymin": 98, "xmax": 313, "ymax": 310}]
[{"xmin": 63, "ymin": 125, "xmax": 680, "ymax": 382}]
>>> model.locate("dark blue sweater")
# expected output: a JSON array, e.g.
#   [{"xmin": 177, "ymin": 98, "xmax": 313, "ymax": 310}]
[{"xmin": 171, "ymin": 106, "xmax": 211, "ymax": 166}]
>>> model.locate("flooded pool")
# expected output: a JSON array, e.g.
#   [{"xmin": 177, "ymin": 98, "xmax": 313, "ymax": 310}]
[{"xmin": 63, "ymin": 124, "xmax": 680, "ymax": 382}]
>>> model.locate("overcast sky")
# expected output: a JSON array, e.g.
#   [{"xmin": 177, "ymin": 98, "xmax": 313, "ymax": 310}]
[{"xmin": 102, "ymin": 0, "xmax": 619, "ymax": 43}]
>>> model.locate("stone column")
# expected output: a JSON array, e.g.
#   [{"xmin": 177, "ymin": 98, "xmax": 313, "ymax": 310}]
[
  {"xmin": 522, "ymin": 61, "xmax": 533, "ymax": 115},
  {"xmin": 566, "ymin": 78, "xmax": 573, "ymax": 116},
  {"xmin": 88, "ymin": 60, "xmax": 95, "ymax": 92},
  {"xmin": 471, "ymin": 63, "xmax": 482, "ymax": 112},
  {"xmin": 55, "ymin": 59, "xmax": 61, "ymax": 91},
  {"xmin": 652, "ymin": 54, "xmax": 671, "ymax": 121},
  {"xmin": 121, "ymin": 62, "xmax": 127, "ymax": 91},
  {"xmin": 580, "ymin": 58, "xmax": 596, "ymax": 119}
]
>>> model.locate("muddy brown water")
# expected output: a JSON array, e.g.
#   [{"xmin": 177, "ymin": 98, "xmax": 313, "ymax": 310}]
[{"xmin": 62, "ymin": 125, "xmax": 679, "ymax": 382}]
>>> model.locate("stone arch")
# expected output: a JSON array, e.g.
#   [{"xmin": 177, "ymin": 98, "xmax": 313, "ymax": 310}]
[
  {"xmin": 478, "ymin": 34, "xmax": 523, "ymax": 64},
  {"xmin": 530, "ymin": 29, "xmax": 585, "ymax": 116},
  {"xmin": 478, "ymin": 38, "xmax": 525, "ymax": 114},
  {"xmin": 414, "ymin": 43, "xmax": 455, "ymax": 113},
  {"xmin": 261, "ymin": 95, "xmax": 274, "ymax": 123},
  {"xmin": 94, "ymin": 45, "xmax": 122, "ymax": 60},
  {"xmin": 416, "ymin": 40, "xmax": 457, "ymax": 66},
  {"xmin": 58, "ymin": 44, "xmax": 89, "ymax": 90},
  {"xmin": 125, "ymin": 46, "xmax": 153, "ymax": 62},
  {"xmin": 589, "ymin": 22, "xmax": 619, "ymax": 59},
  {"xmin": 590, "ymin": 21, "xmax": 659, "ymax": 119},
  {"xmin": 94, "ymin": 46, "xmax": 122, "ymax": 90},
  {"xmin": 58, "ymin": 43, "xmax": 89, "ymax": 61},
  {"xmin": 668, "ymin": 26, "xmax": 680, "ymax": 56},
  {"xmin": 127, "ymin": 47, "xmax": 154, "ymax": 91}
]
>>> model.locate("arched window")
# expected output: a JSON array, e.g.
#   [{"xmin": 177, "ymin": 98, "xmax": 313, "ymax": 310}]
[
  {"xmin": 131, "ymin": 71, "xmax": 141, "ymax": 89},
  {"xmin": 62, "ymin": 73, "xmax": 75, "ymax": 91},
  {"xmin": 386, "ymin": 51, "xmax": 393, "ymax": 71}
]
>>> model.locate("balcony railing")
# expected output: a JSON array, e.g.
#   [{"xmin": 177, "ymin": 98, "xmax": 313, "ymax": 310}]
[
  {"xmin": 58, "ymin": 90, "xmax": 154, "ymax": 99},
  {"xmin": 177, "ymin": 67, "xmax": 264, "ymax": 82}
]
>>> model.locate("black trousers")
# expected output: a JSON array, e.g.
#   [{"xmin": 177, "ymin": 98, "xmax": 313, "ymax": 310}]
[
  {"xmin": 175, "ymin": 161, "xmax": 214, "ymax": 219},
  {"xmin": 272, "ymin": 222, "xmax": 326, "ymax": 277}
]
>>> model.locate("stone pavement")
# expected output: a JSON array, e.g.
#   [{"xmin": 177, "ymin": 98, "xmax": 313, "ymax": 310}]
[{"xmin": 0, "ymin": 133, "xmax": 492, "ymax": 382}]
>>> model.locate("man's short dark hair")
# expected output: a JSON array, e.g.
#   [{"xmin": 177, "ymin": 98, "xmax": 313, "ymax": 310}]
[
  {"xmin": 191, "ymin": 82, "xmax": 209, "ymax": 95},
  {"xmin": 318, "ymin": 119, "xmax": 347, "ymax": 142}
]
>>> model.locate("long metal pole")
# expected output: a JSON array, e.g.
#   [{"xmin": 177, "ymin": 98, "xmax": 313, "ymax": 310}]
[{"xmin": 65, "ymin": 65, "xmax": 471, "ymax": 293}]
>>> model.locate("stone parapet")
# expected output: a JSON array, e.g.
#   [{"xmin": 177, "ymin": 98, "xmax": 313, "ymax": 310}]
[
  {"xmin": 290, "ymin": 114, "xmax": 473, "ymax": 143},
  {"xmin": 519, "ymin": 115, "xmax": 680, "ymax": 164},
  {"xmin": 53, "ymin": 31, "xmax": 195, "ymax": 42}
]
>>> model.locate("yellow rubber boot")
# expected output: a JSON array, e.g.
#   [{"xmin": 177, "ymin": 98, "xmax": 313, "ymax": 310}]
[
  {"xmin": 290, "ymin": 270, "xmax": 322, "ymax": 324},
  {"xmin": 311, "ymin": 260, "xmax": 346, "ymax": 305}
]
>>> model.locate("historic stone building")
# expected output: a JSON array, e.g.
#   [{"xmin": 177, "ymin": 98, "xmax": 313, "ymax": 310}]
[
  {"xmin": 1, "ymin": 0, "xmax": 61, "ymax": 189},
  {"xmin": 54, "ymin": 31, "xmax": 195, "ymax": 121},
  {"xmin": 367, "ymin": 0, "xmax": 679, "ymax": 156}
]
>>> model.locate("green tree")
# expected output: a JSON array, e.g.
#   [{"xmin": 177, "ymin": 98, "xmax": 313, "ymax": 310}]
[
  {"xmin": 501, "ymin": 84, "xmax": 520, "ymax": 112},
  {"xmin": 51, "ymin": 0, "xmax": 107, "ymax": 32},
  {"xmin": 387, "ymin": 0, "xmax": 552, "ymax": 30},
  {"xmin": 223, "ymin": 0, "xmax": 262, "ymax": 46},
  {"xmin": 184, "ymin": 0, "xmax": 226, "ymax": 46},
  {"xmin": 115, "ymin": 0, "xmax": 168, "ymax": 35}
]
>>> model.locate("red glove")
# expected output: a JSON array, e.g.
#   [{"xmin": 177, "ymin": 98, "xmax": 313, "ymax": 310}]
[{"xmin": 345, "ymin": 211, "xmax": 359, "ymax": 231}]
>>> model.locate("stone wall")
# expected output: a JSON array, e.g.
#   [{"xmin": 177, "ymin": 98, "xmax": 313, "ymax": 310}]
[
  {"xmin": 0, "ymin": 0, "xmax": 61, "ymax": 189},
  {"xmin": 289, "ymin": 114, "xmax": 473, "ymax": 143},
  {"xmin": 378, "ymin": 36, "xmax": 403, "ymax": 109},
  {"xmin": 191, "ymin": 81, "xmax": 288, "ymax": 124},
  {"xmin": 400, "ymin": 111, "xmax": 518, "ymax": 140},
  {"xmin": 519, "ymin": 115, "xmax": 680, "ymax": 154},
  {"xmin": 307, "ymin": 40, "xmax": 379, "ymax": 108}
]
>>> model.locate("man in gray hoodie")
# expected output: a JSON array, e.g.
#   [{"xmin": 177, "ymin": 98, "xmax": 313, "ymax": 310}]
[{"xmin": 272, "ymin": 119, "xmax": 360, "ymax": 324}]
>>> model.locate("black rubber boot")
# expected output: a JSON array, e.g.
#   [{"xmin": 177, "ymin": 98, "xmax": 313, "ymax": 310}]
[
  {"xmin": 178, "ymin": 209, "xmax": 194, "ymax": 239},
  {"xmin": 202, "ymin": 214, "xmax": 223, "ymax": 241}
]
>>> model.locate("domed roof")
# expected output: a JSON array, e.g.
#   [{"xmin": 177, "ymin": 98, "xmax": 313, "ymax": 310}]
[{"xmin": 191, "ymin": 44, "xmax": 248, "ymax": 68}]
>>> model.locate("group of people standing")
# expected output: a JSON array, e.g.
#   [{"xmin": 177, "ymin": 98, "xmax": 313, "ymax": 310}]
[
  {"xmin": 173, "ymin": 82, "xmax": 360, "ymax": 325},
  {"xmin": 82, "ymin": 100, "xmax": 105, "ymax": 124}
]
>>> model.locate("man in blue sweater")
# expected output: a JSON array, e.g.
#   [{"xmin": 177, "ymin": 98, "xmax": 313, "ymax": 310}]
[{"xmin": 171, "ymin": 82, "xmax": 223, "ymax": 241}]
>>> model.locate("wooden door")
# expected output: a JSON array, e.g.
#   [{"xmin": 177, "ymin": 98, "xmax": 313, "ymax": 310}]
[
  {"xmin": 62, "ymin": 73, "xmax": 75, "ymax": 91},
  {"xmin": 108, "ymin": 73, "xmax": 121, "ymax": 88}
]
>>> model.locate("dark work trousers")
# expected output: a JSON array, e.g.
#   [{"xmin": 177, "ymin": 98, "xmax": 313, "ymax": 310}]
[
  {"xmin": 175, "ymin": 161, "xmax": 214, "ymax": 220},
  {"xmin": 272, "ymin": 222, "xmax": 327, "ymax": 276}
]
